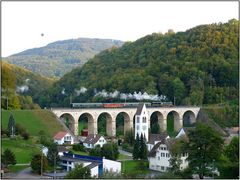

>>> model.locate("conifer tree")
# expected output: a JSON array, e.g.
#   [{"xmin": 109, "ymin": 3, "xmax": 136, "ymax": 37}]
[
  {"xmin": 8, "ymin": 114, "xmax": 15, "ymax": 137},
  {"xmin": 133, "ymin": 133, "xmax": 140, "ymax": 160},
  {"xmin": 139, "ymin": 133, "xmax": 147, "ymax": 160},
  {"xmin": 2, "ymin": 148, "xmax": 16, "ymax": 166}
]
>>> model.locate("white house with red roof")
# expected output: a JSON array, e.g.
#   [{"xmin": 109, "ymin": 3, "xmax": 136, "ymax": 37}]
[{"xmin": 53, "ymin": 131, "xmax": 74, "ymax": 145}]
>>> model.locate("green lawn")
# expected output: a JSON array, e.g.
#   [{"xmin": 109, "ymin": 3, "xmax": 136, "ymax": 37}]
[
  {"xmin": 122, "ymin": 160, "xmax": 149, "ymax": 174},
  {"xmin": 2, "ymin": 138, "xmax": 40, "ymax": 163},
  {"xmin": 9, "ymin": 165, "xmax": 30, "ymax": 172},
  {"xmin": 118, "ymin": 153, "xmax": 131, "ymax": 160},
  {"xmin": 2, "ymin": 110, "xmax": 64, "ymax": 136},
  {"xmin": 71, "ymin": 150, "xmax": 89, "ymax": 156}
]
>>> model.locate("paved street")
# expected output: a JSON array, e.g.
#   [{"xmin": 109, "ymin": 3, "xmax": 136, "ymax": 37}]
[{"xmin": 3, "ymin": 167, "xmax": 46, "ymax": 179}]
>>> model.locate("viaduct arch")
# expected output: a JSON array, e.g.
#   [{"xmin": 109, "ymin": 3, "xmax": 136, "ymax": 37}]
[{"xmin": 52, "ymin": 106, "xmax": 200, "ymax": 137}]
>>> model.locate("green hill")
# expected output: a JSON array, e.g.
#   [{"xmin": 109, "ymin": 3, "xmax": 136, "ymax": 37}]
[
  {"xmin": 1, "ymin": 110, "xmax": 64, "ymax": 164},
  {"xmin": 37, "ymin": 19, "xmax": 239, "ymax": 108},
  {"xmin": 3, "ymin": 38, "xmax": 124, "ymax": 78},
  {"xmin": 2, "ymin": 110, "xmax": 64, "ymax": 136},
  {"xmin": 1, "ymin": 62, "xmax": 54, "ymax": 109}
]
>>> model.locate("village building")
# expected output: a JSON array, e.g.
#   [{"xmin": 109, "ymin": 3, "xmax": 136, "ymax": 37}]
[
  {"xmin": 42, "ymin": 145, "xmax": 69, "ymax": 157},
  {"xmin": 148, "ymin": 128, "xmax": 189, "ymax": 172},
  {"xmin": 83, "ymin": 134, "xmax": 107, "ymax": 149},
  {"xmin": 135, "ymin": 103, "xmax": 149, "ymax": 141},
  {"xmin": 53, "ymin": 131, "xmax": 74, "ymax": 145},
  {"xmin": 60, "ymin": 153, "xmax": 121, "ymax": 178},
  {"xmin": 147, "ymin": 133, "xmax": 169, "ymax": 152}
]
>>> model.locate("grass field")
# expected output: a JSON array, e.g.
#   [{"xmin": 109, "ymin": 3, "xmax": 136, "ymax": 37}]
[
  {"xmin": 118, "ymin": 153, "xmax": 132, "ymax": 160},
  {"xmin": 2, "ymin": 110, "xmax": 64, "ymax": 136},
  {"xmin": 2, "ymin": 110, "xmax": 65, "ymax": 165},
  {"xmin": 9, "ymin": 165, "xmax": 30, "ymax": 172},
  {"xmin": 2, "ymin": 137, "xmax": 40, "ymax": 163},
  {"xmin": 71, "ymin": 150, "xmax": 89, "ymax": 156},
  {"xmin": 122, "ymin": 160, "xmax": 149, "ymax": 174}
]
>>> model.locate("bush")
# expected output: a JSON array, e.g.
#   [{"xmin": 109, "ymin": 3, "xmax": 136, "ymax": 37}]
[
  {"xmin": 16, "ymin": 123, "xmax": 26, "ymax": 135},
  {"xmin": 31, "ymin": 154, "xmax": 48, "ymax": 174},
  {"xmin": 73, "ymin": 144, "xmax": 85, "ymax": 152},
  {"xmin": 122, "ymin": 143, "xmax": 133, "ymax": 153},
  {"xmin": 22, "ymin": 131, "xmax": 30, "ymax": 140}
]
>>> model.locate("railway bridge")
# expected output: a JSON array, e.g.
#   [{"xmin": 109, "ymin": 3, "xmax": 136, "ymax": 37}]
[{"xmin": 51, "ymin": 105, "xmax": 200, "ymax": 137}]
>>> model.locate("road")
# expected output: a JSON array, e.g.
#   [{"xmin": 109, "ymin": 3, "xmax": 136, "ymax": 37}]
[{"xmin": 4, "ymin": 167, "xmax": 44, "ymax": 179}]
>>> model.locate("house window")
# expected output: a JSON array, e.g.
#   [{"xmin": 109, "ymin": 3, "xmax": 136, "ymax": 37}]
[
  {"xmin": 161, "ymin": 166, "xmax": 165, "ymax": 170},
  {"xmin": 161, "ymin": 153, "xmax": 165, "ymax": 157},
  {"xmin": 142, "ymin": 117, "xmax": 146, "ymax": 123},
  {"xmin": 137, "ymin": 117, "xmax": 140, "ymax": 123},
  {"xmin": 163, "ymin": 147, "xmax": 167, "ymax": 150},
  {"xmin": 158, "ymin": 156, "xmax": 160, "ymax": 160},
  {"xmin": 137, "ymin": 125, "xmax": 139, "ymax": 130}
]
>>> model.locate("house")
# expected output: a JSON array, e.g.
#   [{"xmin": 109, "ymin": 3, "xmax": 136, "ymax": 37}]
[
  {"xmin": 148, "ymin": 129, "xmax": 188, "ymax": 172},
  {"xmin": 42, "ymin": 145, "xmax": 69, "ymax": 157},
  {"xmin": 53, "ymin": 131, "xmax": 74, "ymax": 145},
  {"xmin": 83, "ymin": 134, "xmax": 107, "ymax": 149},
  {"xmin": 135, "ymin": 103, "xmax": 149, "ymax": 141},
  {"xmin": 147, "ymin": 132, "xmax": 169, "ymax": 152},
  {"xmin": 60, "ymin": 153, "xmax": 121, "ymax": 178}
]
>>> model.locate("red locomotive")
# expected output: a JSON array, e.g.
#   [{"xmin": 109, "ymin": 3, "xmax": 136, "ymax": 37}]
[{"xmin": 103, "ymin": 103, "xmax": 124, "ymax": 108}]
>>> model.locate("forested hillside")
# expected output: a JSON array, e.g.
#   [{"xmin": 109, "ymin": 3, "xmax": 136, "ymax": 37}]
[
  {"xmin": 37, "ymin": 19, "xmax": 238, "ymax": 108},
  {"xmin": 1, "ymin": 62, "xmax": 53, "ymax": 109},
  {"xmin": 3, "ymin": 38, "xmax": 123, "ymax": 78}
]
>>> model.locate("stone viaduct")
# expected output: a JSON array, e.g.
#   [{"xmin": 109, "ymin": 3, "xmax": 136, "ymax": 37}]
[{"xmin": 51, "ymin": 106, "xmax": 200, "ymax": 137}]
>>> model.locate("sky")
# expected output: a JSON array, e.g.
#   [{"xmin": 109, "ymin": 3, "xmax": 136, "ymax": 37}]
[{"xmin": 2, "ymin": 1, "xmax": 239, "ymax": 57}]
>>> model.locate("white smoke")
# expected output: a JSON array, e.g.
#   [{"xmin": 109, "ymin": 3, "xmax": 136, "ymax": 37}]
[
  {"xmin": 94, "ymin": 89, "xmax": 167, "ymax": 101},
  {"xmin": 16, "ymin": 85, "xmax": 29, "ymax": 93},
  {"xmin": 75, "ymin": 87, "xmax": 87, "ymax": 96},
  {"xmin": 95, "ymin": 90, "xmax": 120, "ymax": 98},
  {"xmin": 61, "ymin": 88, "xmax": 65, "ymax": 95}
]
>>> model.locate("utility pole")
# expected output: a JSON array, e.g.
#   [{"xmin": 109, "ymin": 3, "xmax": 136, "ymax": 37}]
[
  {"xmin": 6, "ymin": 96, "xmax": 8, "ymax": 110},
  {"xmin": 70, "ymin": 95, "xmax": 72, "ymax": 105},
  {"xmin": 54, "ymin": 153, "xmax": 56, "ymax": 179},
  {"xmin": 41, "ymin": 151, "xmax": 43, "ymax": 178}
]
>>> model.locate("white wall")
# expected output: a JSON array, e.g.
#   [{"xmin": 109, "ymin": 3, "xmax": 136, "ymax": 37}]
[
  {"xmin": 103, "ymin": 159, "xmax": 121, "ymax": 173},
  {"xmin": 149, "ymin": 144, "xmax": 171, "ymax": 172},
  {"xmin": 149, "ymin": 144, "xmax": 188, "ymax": 172},
  {"xmin": 135, "ymin": 104, "xmax": 149, "ymax": 141},
  {"xmin": 90, "ymin": 166, "xmax": 99, "ymax": 178},
  {"xmin": 83, "ymin": 143, "xmax": 94, "ymax": 149},
  {"xmin": 94, "ymin": 136, "xmax": 107, "ymax": 148},
  {"xmin": 54, "ymin": 138, "xmax": 64, "ymax": 145}
]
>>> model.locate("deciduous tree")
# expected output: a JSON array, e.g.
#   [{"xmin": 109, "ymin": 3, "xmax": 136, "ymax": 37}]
[
  {"xmin": 185, "ymin": 123, "xmax": 223, "ymax": 179},
  {"xmin": 65, "ymin": 164, "xmax": 91, "ymax": 179}
]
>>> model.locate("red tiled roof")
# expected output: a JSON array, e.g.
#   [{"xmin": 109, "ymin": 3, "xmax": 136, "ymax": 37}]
[{"xmin": 53, "ymin": 131, "xmax": 68, "ymax": 140}]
